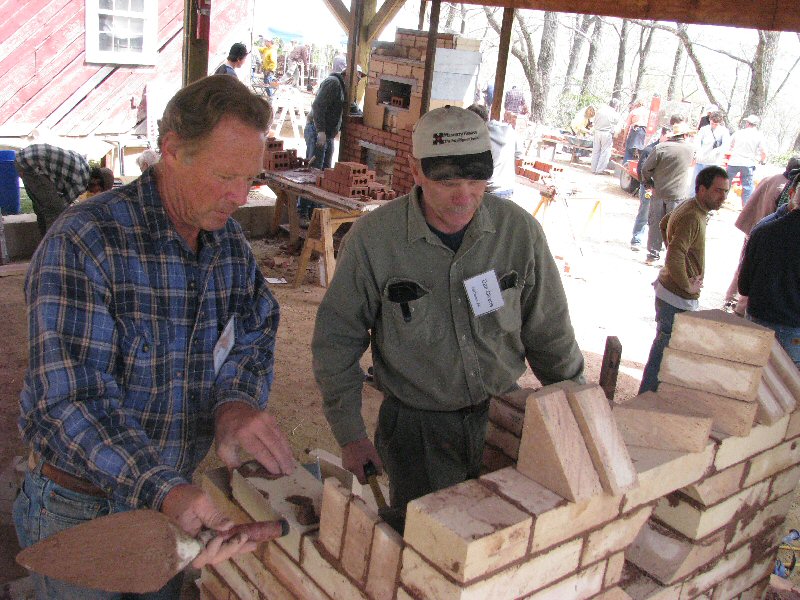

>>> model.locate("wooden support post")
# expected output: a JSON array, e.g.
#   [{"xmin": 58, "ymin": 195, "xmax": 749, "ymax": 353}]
[
  {"xmin": 599, "ymin": 335, "xmax": 622, "ymax": 402},
  {"xmin": 420, "ymin": 0, "xmax": 440, "ymax": 116},
  {"xmin": 340, "ymin": 0, "xmax": 366, "ymax": 162},
  {"xmin": 417, "ymin": 0, "xmax": 427, "ymax": 30},
  {"xmin": 182, "ymin": 0, "xmax": 209, "ymax": 86},
  {"xmin": 491, "ymin": 7, "xmax": 514, "ymax": 122}
]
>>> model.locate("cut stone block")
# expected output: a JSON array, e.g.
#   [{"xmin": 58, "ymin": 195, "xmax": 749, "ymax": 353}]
[
  {"xmin": 623, "ymin": 442, "xmax": 715, "ymax": 512},
  {"xmin": 232, "ymin": 552, "xmax": 293, "ymax": 599},
  {"xmin": 756, "ymin": 378, "xmax": 785, "ymax": 425},
  {"xmin": 318, "ymin": 477, "xmax": 351, "ymax": 560},
  {"xmin": 526, "ymin": 560, "xmax": 605, "ymax": 600},
  {"xmin": 670, "ymin": 309, "xmax": 775, "ymax": 366},
  {"xmin": 681, "ymin": 462, "xmax": 746, "ymax": 506},
  {"xmin": 582, "ymin": 505, "xmax": 652, "ymax": 565},
  {"xmin": 612, "ymin": 392, "xmax": 713, "ymax": 452},
  {"xmin": 606, "ymin": 551, "xmax": 626, "ymax": 587},
  {"xmin": 788, "ymin": 411, "xmax": 800, "ymax": 440},
  {"xmin": 658, "ymin": 347, "xmax": 762, "ymax": 402},
  {"xmin": 770, "ymin": 338, "xmax": 800, "ymax": 400},
  {"xmin": 341, "ymin": 496, "xmax": 379, "ymax": 584},
  {"xmin": 713, "ymin": 414, "xmax": 789, "ymax": 470},
  {"xmin": 678, "ymin": 544, "xmax": 751, "ymax": 599},
  {"xmin": 486, "ymin": 421, "xmax": 520, "ymax": 460},
  {"xmin": 709, "ymin": 555, "xmax": 773, "ymax": 600},
  {"xmin": 481, "ymin": 466, "xmax": 621, "ymax": 553},
  {"xmin": 489, "ymin": 396, "xmax": 525, "ymax": 436},
  {"xmin": 656, "ymin": 382, "xmax": 757, "ymax": 437},
  {"xmin": 566, "ymin": 384, "xmax": 638, "ymax": 495},
  {"xmin": 626, "ymin": 522, "xmax": 725, "ymax": 584},
  {"xmin": 743, "ymin": 438, "xmax": 800, "ymax": 487},
  {"xmin": 261, "ymin": 542, "xmax": 328, "ymax": 600},
  {"xmin": 517, "ymin": 386, "xmax": 603, "ymax": 502},
  {"xmin": 764, "ymin": 362, "xmax": 798, "ymax": 413},
  {"xmin": 214, "ymin": 559, "xmax": 259, "ymax": 600},
  {"xmin": 400, "ymin": 538, "xmax": 582, "ymax": 600},
  {"xmin": 726, "ymin": 490, "xmax": 792, "ymax": 551},
  {"xmin": 366, "ymin": 522, "xmax": 403, "ymax": 600},
  {"xmin": 769, "ymin": 464, "xmax": 800, "ymax": 501},
  {"xmin": 653, "ymin": 479, "xmax": 770, "ymax": 540},
  {"xmin": 301, "ymin": 537, "xmax": 368, "ymax": 600},
  {"xmin": 404, "ymin": 479, "xmax": 531, "ymax": 583}
]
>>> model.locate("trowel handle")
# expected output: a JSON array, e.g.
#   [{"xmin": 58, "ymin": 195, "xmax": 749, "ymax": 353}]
[{"xmin": 364, "ymin": 461, "xmax": 388, "ymax": 511}]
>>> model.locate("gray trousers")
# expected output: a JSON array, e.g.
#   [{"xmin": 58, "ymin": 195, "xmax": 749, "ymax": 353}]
[
  {"xmin": 17, "ymin": 167, "xmax": 69, "ymax": 236},
  {"xmin": 646, "ymin": 197, "xmax": 680, "ymax": 257}
]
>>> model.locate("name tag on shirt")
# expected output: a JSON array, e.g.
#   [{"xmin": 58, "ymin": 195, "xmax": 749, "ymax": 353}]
[
  {"xmin": 463, "ymin": 270, "xmax": 505, "ymax": 317},
  {"xmin": 213, "ymin": 316, "xmax": 235, "ymax": 375}
]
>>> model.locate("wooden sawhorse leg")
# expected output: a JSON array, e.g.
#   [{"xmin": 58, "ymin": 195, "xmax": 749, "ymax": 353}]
[
  {"xmin": 292, "ymin": 208, "xmax": 361, "ymax": 287},
  {"xmin": 532, "ymin": 193, "xmax": 554, "ymax": 220},
  {"xmin": 269, "ymin": 190, "xmax": 301, "ymax": 246}
]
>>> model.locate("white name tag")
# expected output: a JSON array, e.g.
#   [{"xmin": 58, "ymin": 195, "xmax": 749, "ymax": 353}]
[
  {"xmin": 463, "ymin": 270, "xmax": 505, "ymax": 317},
  {"xmin": 213, "ymin": 316, "xmax": 236, "ymax": 375}
]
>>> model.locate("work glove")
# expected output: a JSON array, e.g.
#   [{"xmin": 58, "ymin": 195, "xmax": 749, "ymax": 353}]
[{"xmin": 316, "ymin": 132, "xmax": 327, "ymax": 148}]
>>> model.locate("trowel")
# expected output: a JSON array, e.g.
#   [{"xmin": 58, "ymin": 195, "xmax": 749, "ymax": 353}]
[{"xmin": 15, "ymin": 509, "xmax": 288, "ymax": 593}]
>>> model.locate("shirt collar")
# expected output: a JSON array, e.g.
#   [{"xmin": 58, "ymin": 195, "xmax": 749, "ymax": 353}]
[{"xmin": 406, "ymin": 185, "xmax": 496, "ymax": 245}]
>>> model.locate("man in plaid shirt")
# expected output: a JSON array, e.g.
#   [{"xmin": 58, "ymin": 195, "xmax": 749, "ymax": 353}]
[
  {"xmin": 13, "ymin": 75, "xmax": 294, "ymax": 599},
  {"xmin": 14, "ymin": 142, "xmax": 90, "ymax": 235}
]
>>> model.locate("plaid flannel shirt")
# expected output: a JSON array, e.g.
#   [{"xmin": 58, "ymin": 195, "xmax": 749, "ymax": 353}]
[
  {"xmin": 15, "ymin": 143, "xmax": 91, "ymax": 203},
  {"xmin": 20, "ymin": 170, "xmax": 280, "ymax": 509}
]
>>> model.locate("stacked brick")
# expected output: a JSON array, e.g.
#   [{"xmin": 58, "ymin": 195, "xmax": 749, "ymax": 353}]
[
  {"xmin": 316, "ymin": 162, "xmax": 397, "ymax": 200},
  {"xmin": 339, "ymin": 120, "xmax": 414, "ymax": 195},
  {"xmin": 263, "ymin": 137, "xmax": 303, "ymax": 172}
]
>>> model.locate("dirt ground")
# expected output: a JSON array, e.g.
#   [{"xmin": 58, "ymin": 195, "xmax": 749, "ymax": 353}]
[{"xmin": 2, "ymin": 156, "xmax": 799, "ymax": 593}]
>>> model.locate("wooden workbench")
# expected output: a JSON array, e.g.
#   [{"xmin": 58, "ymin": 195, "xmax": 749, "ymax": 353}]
[{"xmin": 259, "ymin": 168, "xmax": 386, "ymax": 286}]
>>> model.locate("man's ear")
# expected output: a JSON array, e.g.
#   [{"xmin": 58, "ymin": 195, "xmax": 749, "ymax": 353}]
[
  {"xmin": 159, "ymin": 132, "xmax": 181, "ymax": 164},
  {"xmin": 409, "ymin": 157, "xmax": 424, "ymax": 186}
]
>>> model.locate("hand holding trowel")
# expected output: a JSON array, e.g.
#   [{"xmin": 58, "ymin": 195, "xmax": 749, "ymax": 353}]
[{"xmin": 15, "ymin": 509, "xmax": 289, "ymax": 594}]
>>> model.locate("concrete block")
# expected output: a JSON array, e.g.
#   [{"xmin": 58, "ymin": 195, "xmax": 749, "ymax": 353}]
[
  {"xmin": 319, "ymin": 477, "xmax": 351, "ymax": 560},
  {"xmin": 606, "ymin": 551, "xmax": 626, "ymax": 587},
  {"xmin": 670, "ymin": 309, "xmax": 775, "ymax": 366},
  {"xmin": 769, "ymin": 464, "xmax": 800, "ymax": 501},
  {"xmin": 261, "ymin": 543, "xmax": 328, "ymax": 600},
  {"xmin": 763, "ymin": 362, "xmax": 797, "ymax": 413},
  {"xmin": 517, "ymin": 386, "xmax": 603, "ymax": 502},
  {"xmin": 726, "ymin": 490, "xmax": 792, "ymax": 551},
  {"xmin": 623, "ymin": 442, "xmax": 715, "ymax": 512},
  {"xmin": 653, "ymin": 480, "xmax": 770, "ymax": 540},
  {"xmin": 481, "ymin": 466, "xmax": 621, "ymax": 552},
  {"xmin": 658, "ymin": 347, "xmax": 762, "ymax": 402},
  {"xmin": 400, "ymin": 538, "xmax": 582, "ymax": 600},
  {"xmin": 485, "ymin": 421, "xmax": 520, "ymax": 460},
  {"xmin": 366, "ymin": 522, "xmax": 403, "ymax": 600},
  {"xmin": 713, "ymin": 414, "xmax": 789, "ymax": 470},
  {"xmin": 526, "ymin": 560, "xmax": 605, "ymax": 600},
  {"xmin": 710, "ymin": 555, "xmax": 773, "ymax": 600},
  {"xmin": 341, "ymin": 496, "xmax": 379, "ymax": 584},
  {"xmin": 656, "ymin": 382, "xmax": 757, "ymax": 437},
  {"xmin": 567, "ymin": 384, "xmax": 638, "ymax": 495},
  {"xmin": 756, "ymin": 378, "xmax": 786, "ymax": 425},
  {"xmin": 770, "ymin": 338, "xmax": 800, "ymax": 400},
  {"xmin": 743, "ymin": 438, "xmax": 800, "ymax": 487},
  {"xmin": 404, "ymin": 479, "xmax": 531, "ymax": 582},
  {"xmin": 301, "ymin": 537, "xmax": 368, "ymax": 599},
  {"xmin": 481, "ymin": 466, "xmax": 620, "ymax": 552},
  {"xmin": 626, "ymin": 522, "xmax": 725, "ymax": 584},
  {"xmin": 613, "ymin": 392, "xmax": 713, "ymax": 452},
  {"xmin": 678, "ymin": 544, "xmax": 751, "ymax": 599},
  {"xmin": 582, "ymin": 505, "xmax": 652, "ymax": 565},
  {"xmin": 682, "ymin": 462, "xmax": 746, "ymax": 506}
]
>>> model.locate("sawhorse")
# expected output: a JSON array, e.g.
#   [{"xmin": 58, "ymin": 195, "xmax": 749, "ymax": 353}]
[{"xmin": 293, "ymin": 207, "xmax": 361, "ymax": 287}]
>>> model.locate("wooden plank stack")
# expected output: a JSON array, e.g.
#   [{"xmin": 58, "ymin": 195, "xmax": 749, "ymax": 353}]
[
  {"xmin": 199, "ymin": 310, "xmax": 800, "ymax": 600},
  {"xmin": 316, "ymin": 162, "xmax": 397, "ymax": 200}
]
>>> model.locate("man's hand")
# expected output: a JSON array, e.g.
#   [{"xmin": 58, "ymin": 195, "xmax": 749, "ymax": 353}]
[
  {"xmin": 316, "ymin": 132, "xmax": 327, "ymax": 148},
  {"xmin": 688, "ymin": 275, "xmax": 704, "ymax": 295},
  {"xmin": 215, "ymin": 402, "xmax": 295, "ymax": 476},
  {"xmin": 341, "ymin": 438, "xmax": 382, "ymax": 485}
]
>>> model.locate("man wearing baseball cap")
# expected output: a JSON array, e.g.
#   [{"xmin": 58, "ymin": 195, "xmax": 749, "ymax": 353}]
[
  {"xmin": 312, "ymin": 106, "xmax": 584, "ymax": 529},
  {"xmin": 727, "ymin": 114, "xmax": 767, "ymax": 206}
]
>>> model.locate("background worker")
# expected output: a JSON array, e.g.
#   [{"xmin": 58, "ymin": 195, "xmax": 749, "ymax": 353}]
[
  {"xmin": 689, "ymin": 110, "xmax": 730, "ymax": 197},
  {"xmin": 639, "ymin": 166, "xmax": 730, "ymax": 393},
  {"xmin": 623, "ymin": 98, "xmax": 648, "ymax": 163},
  {"xmin": 570, "ymin": 105, "xmax": 596, "ymax": 136},
  {"xmin": 259, "ymin": 38, "xmax": 277, "ymax": 83},
  {"xmin": 14, "ymin": 142, "xmax": 90, "ymax": 235},
  {"xmin": 312, "ymin": 106, "xmax": 584, "ymax": 530},
  {"xmin": 13, "ymin": 75, "xmax": 294, "ymax": 599},
  {"xmin": 591, "ymin": 98, "xmax": 621, "ymax": 174},
  {"xmin": 214, "ymin": 42, "xmax": 249, "ymax": 77}
]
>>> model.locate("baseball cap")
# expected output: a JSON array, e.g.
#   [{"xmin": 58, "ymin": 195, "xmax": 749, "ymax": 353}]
[
  {"xmin": 706, "ymin": 104, "xmax": 718, "ymax": 113},
  {"xmin": 667, "ymin": 122, "xmax": 693, "ymax": 138},
  {"xmin": 411, "ymin": 106, "xmax": 493, "ymax": 181},
  {"xmin": 229, "ymin": 43, "xmax": 248, "ymax": 61},
  {"xmin": 744, "ymin": 114, "xmax": 760, "ymax": 125}
]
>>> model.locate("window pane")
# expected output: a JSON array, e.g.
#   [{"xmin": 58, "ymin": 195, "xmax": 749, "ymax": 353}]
[
  {"xmin": 131, "ymin": 18, "xmax": 144, "ymax": 34},
  {"xmin": 130, "ymin": 0, "xmax": 144, "ymax": 12},
  {"xmin": 115, "ymin": 0, "xmax": 129, "ymax": 11},
  {"xmin": 99, "ymin": 14, "xmax": 113, "ymax": 33},
  {"xmin": 99, "ymin": 32, "xmax": 113, "ymax": 50},
  {"xmin": 131, "ymin": 36, "xmax": 144, "ymax": 52},
  {"xmin": 99, "ymin": 0, "xmax": 113, "ymax": 9}
]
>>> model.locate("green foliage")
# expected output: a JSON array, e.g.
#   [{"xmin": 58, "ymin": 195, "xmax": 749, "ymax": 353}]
[
  {"xmin": 556, "ymin": 92, "xmax": 604, "ymax": 130},
  {"xmin": 770, "ymin": 149, "xmax": 800, "ymax": 169},
  {"xmin": 20, "ymin": 189, "xmax": 32, "ymax": 214}
]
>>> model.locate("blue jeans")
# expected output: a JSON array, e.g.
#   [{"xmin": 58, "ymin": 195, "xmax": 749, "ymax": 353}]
[
  {"xmin": 639, "ymin": 297, "xmax": 686, "ymax": 393},
  {"xmin": 726, "ymin": 165, "xmax": 755, "ymax": 206},
  {"xmin": 631, "ymin": 185, "xmax": 649, "ymax": 245},
  {"xmin": 13, "ymin": 461, "xmax": 183, "ymax": 599},
  {"xmin": 624, "ymin": 127, "xmax": 646, "ymax": 163},
  {"xmin": 748, "ymin": 315, "xmax": 800, "ymax": 366},
  {"xmin": 299, "ymin": 121, "xmax": 335, "ymax": 218}
]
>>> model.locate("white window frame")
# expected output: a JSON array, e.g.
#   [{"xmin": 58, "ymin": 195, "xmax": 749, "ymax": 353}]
[{"xmin": 85, "ymin": 0, "xmax": 158, "ymax": 65}]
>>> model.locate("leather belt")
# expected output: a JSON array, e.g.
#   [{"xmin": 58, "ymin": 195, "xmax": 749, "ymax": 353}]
[{"xmin": 29, "ymin": 451, "xmax": 107, "ymax": 498}]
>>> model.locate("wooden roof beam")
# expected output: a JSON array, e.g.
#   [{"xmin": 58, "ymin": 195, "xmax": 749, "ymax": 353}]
[
  {"xmin": 366, "ymin": 0, "xmax": 407, "ymax": 43},
  {"xmin": 321, "ymin": 0, "xmax": 352, "ymax": 32}
]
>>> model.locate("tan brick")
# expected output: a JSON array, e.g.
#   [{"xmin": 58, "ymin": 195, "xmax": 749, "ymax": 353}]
[
  {"xmin": 498, "ymin": 387, "xmax": 536, "ymax": 411},
  {"xmin": 771, "ymin": 337, "xmax": 800, "ymax": 400},
  {"xmin": 710, "ymin": 555, "xmax": 773, "ymax": 599},
  {"xmin": 396, "ymin": 587, "xmax": 414, "ymax": 600},
  {"xmin": 787, "ymin": 410, "xmax": 800, "ymax": 440},
  {"xmin": 679, "ymin": 544, "xmax": 751, "ymax": 599},
  {"xmin": 657, "ymin": 382, "xmax": 757, "ymax": 437},
  {"xmin": 623, "ymin": 442, "xmax": 715, "ymax": 511},
  {"xmin": 341, "ymin": 496, "xmax": 379, "ymax": 583},
  {"xmin": 613, "ymin": 392, "xmax": 713, "ymax": 452},
  {"xmin": 770, "ymin": 464, "xmax": 800, "ymax": 500},
  {"xmin": 682, "ymin": 462, "xmax": 746, "ymax": 506},
  {"xmin": 232, "ymin": 552, "xmax": 293, "ymax": 600},
  {"xmin": 486, "ymin": 421, "xmax": 520, "ymax": 460},
  {"xmin": 738, "ymin": 577, "xmax": 770, "ymax": 600},
  {"xmin": 404, "ymin": 479, "xmax": 531, "ymax": 582},
  {"xmin": 319, "ymin": 477, "xmax": 350, "ymax": 559},
  {"xmin": 764, "ymin": 362, "xmax": 798, "ymax": 413},
  {"xmin": 621, "ymin": 566, "xmax": 683, "ymax": 600},
  {"xmin": 366, "ymin": 522, "xmax": 403, "ymax": 600},
  {"xmin": 201, "ymin": 568, "xmax": 234, "ymax": 600},
  {"xmin": 626, "ymin": 522, "xmax": 725, "ymax": 584},
  {"xmin": 659, "ymin": 347, "xmax": 762, "ymax": 402},
  {"xmin": 201, "ymin": 468, "xmax": 253, "ymax": 525},
  {"xmin": 653, "ymin": 480, "xmax": 770, "ymax": 540},
  {"xmin": 605, "ymin": 551, "xmax": 626, "ymax": 587},
  {"xmin": 670, "ymin": 309, "xmax": 775, "ymax": 366},
  {"xmin": 582, "ymin": 505, "xmax": 652, "ymax": 565},
  {"xmin": 527, "ymin": 561, "xmax": 605, "ymax": 600},
  {"xmin": 744, "ymin": 438, "xmax": 800, "ymax": 487},
  {"xmin": 400, "ymin": 538, "xmax": 582, "ymax": 600},
  {"xmin": 517, "ymin": 386, "xmax": 603, "ymax": 502},
  {"xmin": 489, "ymin": 396, "xmax": 525, "ymax": 436},
  {"xmin": 756, "ymin": 378, "xmax": 786, "ymax": 425},
  {"xmin": 214, "ymin": 559, "xmax": 259, "ymax": 599},
  {"xmin": 482, "ymin": 443, "xmax": 515, "ymax": 472},
  {"xmin": 481, "ymin": 466, "xmax": 621, "ymax": 552},
  {"xmin": 595, "ymin": 587, "xmax": 634, "ymax": 600},
  {"xmin": 302, "ymin": 537, "xmax": 368, "ymax": 599},
  {"xmin": 567, "ymin": 384, "xmax": 638, "ymax": 495},
  {"xmin": 262, "ymin": 543, "xmax": 328, "ymax": 600},
  {"xmin": 308, "ymin": 448, "xmax": 361, "ymax": 495},
  {"xmin": 713, "ymin": 414, "xmax": 789, "ymax": 470},
  {"xmin": 726, "ymin": 490, "xmax": 792, "ymax": 550}
]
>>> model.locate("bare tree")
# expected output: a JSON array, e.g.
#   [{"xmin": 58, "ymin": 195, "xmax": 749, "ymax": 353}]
[
  {"xmin": 666, "ymin": 24, "xmax": 686, "ymax": 100},
  {"xmin": 632, "ymin": 22, "xmax": 655, "ymax": 98},
  {"xmin": 579, "ymin": 17, "xmax": 602, "ymax": 99},
  {"xmin": 611, "ymin": 19, "xmax": 631, "ymax": 103},
  {"xmin": 560, "ymin": 14, "xmax": 594, "ymax": 100},
  {"xmin": 537, "ymin": 12, "xmax": 559, "ymax": 112}
]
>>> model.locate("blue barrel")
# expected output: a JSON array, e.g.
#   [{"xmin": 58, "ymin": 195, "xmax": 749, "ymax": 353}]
[{"xmin": 0, "ymin": 149, "xmax": 20, "ymax": 215}]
